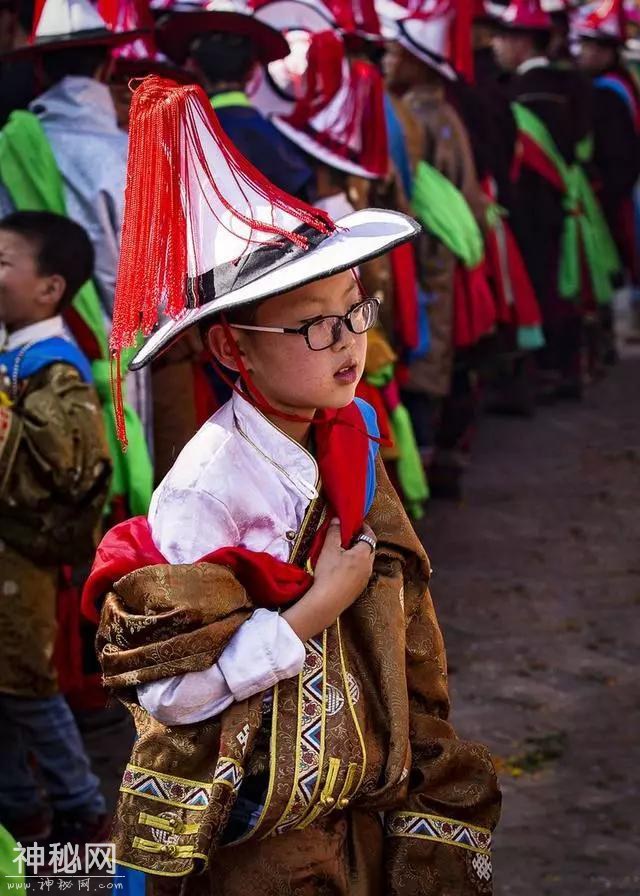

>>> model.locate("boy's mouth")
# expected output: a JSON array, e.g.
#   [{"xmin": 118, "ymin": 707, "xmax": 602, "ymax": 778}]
[{"xmin": 334, "ymin": 360, "xmax": 358, "ymax": 385}]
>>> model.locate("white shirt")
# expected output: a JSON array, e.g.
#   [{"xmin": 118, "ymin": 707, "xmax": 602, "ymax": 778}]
[{"xmin": 139, "ymin": 391, "xmax": 315, "ymax": 724}]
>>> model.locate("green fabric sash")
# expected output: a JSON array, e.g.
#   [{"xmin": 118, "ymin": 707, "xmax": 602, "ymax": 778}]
[
  {"xmin": 411, "ymin": 160, "xmax": 485, "ymax": 268},
  {"xmin": 210, "ymin": 91, "xmax": 252, "ymax": 110},
  {"xmin": 517, "ymin": 325, "xmax": 545, "ymax": 351},
  {"xmin": 0, "ymin": 110, "xmax": 153, "ymax": 514},
  {"xmin": 367, "ymin": 364, "xmax": 429, "ymax": 517},
  {"xmin": 0, "ymin": 825, "xmax": 23, "ymax": 893},
  {"xmin": 512, "ymin": 102, "xmax": 620, "ymax": 305}
]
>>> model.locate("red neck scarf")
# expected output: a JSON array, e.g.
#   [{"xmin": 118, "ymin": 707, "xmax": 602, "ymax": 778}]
[{"xmin": 82, "ymin": 400, "xmax": 369, "ymax": 623}]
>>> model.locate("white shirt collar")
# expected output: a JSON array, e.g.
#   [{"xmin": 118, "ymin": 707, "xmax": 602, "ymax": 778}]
[
  {"xmin": 231, "ymin": 390, "xmax": 319, "ymax": 502},
  {"xmin": 517, "ymin": 56, "xmax": 550, "ymax": 76},
  {"xmin": 3, "ymin": 316, "xmax": 67, "ymax": 352}
]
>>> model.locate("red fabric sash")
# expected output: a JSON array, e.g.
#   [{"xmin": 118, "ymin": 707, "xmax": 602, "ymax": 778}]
[
  {"xmin": 484, "ymin": 220, "xmax": 542, "ymax": 328},
  {"xmin": 511, "ymin": 133, "xmax": 565, "ymax": 192},
  {"xmin": 390, "ymin": 242, "xmax": 419, "ymax": 351},
  {"xmin": 453, "ymin": 262, "xmax": 497, "ymax": 348},
  {"xmin": 82, "ymin": 399, "xmax": 369, "ymax": 623}
]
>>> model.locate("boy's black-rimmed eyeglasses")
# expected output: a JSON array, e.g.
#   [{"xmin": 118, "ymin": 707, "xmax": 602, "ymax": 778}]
[{"xmin": 230, "ymin": 297, "xmax": 381, "ymax": 351}]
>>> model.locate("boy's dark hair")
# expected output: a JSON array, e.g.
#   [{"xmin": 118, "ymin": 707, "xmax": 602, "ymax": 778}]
[
  {"xmin": 528, "ymin": 29, "xmax": 552, "ymax": 55},
  {"xmin": 190, "ymin": 33, "xmax": 257, "ymax": 87},
  {"xmin": 199, "ymin": 300, "xmax": 262, "ymax": 341},
  {"xmin": 0, "ymin": 210, "xmax": 94, "ymax": 308},
  {"xmin": 39, "ymin": 45, "xmax": 109, "ymax": 85}
]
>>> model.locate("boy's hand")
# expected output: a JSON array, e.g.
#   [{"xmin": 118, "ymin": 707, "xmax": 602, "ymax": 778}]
[
  {"xmin": 283, "ymin": 519, "xmax": 376, "ymax": 643},
  {"xmin": 313, "ymin": 519, "xmax": 376, "ymax": 605}
]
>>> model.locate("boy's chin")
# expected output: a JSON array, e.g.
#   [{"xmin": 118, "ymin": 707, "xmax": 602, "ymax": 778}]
[{"xmin": 315, "ymin": 387, "xmax": 359, "ymax": 410}]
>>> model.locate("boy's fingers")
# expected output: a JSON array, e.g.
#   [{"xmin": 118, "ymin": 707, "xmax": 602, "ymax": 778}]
[{"xmin": 324, "ymin": 519, "xmax": 341, "ymax": 547}]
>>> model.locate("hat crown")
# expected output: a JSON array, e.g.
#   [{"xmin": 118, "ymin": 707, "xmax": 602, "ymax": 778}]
[
  {"xmin": 33, "ymin": 0, "xmax": 110, "ymax": 40},
  {"xmin": 576, "ymin": 0, "xmax": 625, "ymax": 41},
  {"xmin": 402, "ymin": 2, "xmax": 454, "ymax": 58},
  {"xmin": 500, "ymin": 0, "xmax": 552, "ymax": 29},
  {"xmin": 111, "ymin": 76, "xmax": 334, "ymax": 352},
  {"xmin": 388, "ymin": 0, "xmax": 466, "ymax": 80},
  {"xmin": 280, "ymin": 30, "xmax": 388, "ymax": 177},
  {"xmin": 99, "ymin": 0, "xmax": 157, "ymax": 57}
]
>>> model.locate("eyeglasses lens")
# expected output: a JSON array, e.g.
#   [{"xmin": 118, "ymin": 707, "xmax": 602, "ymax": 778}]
[
  {"xmin": 307, "ymin": 317, "xmax": 340, "ymax": 350},
  {"xmin": 306, "ymin": 300, "xmax": 379, "ymax": 350},
  {"xmin": 350, "ymin": 300, "xmax": 378, "ymax": 333}
]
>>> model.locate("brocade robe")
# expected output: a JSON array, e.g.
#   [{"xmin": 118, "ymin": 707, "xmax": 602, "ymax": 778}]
[
  {"xmin": 0, "ymin": 318, "xmax": 111, "ymax": 697},
  {"xmin": 400, "ymin": 83, "xmax": 484, "ymax": 398},
  {"xmin": 96, "ymin": 457, "xmax": 500, "ymax": 894}
]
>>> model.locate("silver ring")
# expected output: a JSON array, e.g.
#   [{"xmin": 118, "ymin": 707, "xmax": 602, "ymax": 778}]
[{"xmin": 356, "ymin": 534, "xmax": 377, "ymax": 554}]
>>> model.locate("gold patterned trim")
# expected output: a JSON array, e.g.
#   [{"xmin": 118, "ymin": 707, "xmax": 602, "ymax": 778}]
[
  {"xmin": 212, "ymin": 756, "xmax": 244, "ymax": 792},
  {"xmin": 336, "ymin": 617, "xmax": 367, "ymax": 794},
  {"xmin": 137, "ymin": 812, "xmax": 200, "ymax": 836},
  {"xmin": 385, "ymin": 811, "xmax": 491, "ymax": 855},
  {"xmin": 265, "ymin": 629, "xmax": 328, "ymax": 836},
  {"xmin": 335, "ymin": 762, "xmax": 358, "ymax": 809},
  {"xmin": 120, "ymin": 764, "xmax": 212, "ymax": 811},
  {"xmin": 297, "ymin": 757, "xmax": 340, "ymax": 829},
  {"xmin": 292, "ymin": 634, "xmax": 329, "ymax": 829},
  {"xmin": 132, "ymin": 837, "xmax": 199, "ymax": 858},
  {"xmin": 226, "ymin": 685, "xmax": 280, "ymax": 845}
]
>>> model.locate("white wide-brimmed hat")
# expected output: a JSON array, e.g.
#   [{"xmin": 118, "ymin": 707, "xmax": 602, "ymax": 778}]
[
  {"xmin": 381, "ymin": 1, "xmax": 459, "ymax": 82},
  {"xmin": 108, "ymin": 77, "xmax": 419, "ymax": 373},
  {"xmin": 3, "ymin": 0, "xmax": 147, "ymax": 59}
]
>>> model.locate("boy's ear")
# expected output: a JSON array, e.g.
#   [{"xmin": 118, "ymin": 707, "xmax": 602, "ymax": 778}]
[
  {"xmin": 38, "ymin": 274, "xmax": 66, "ymax": 310},
  {"xmin": 206, "ymin": 323, "xmax": 246, "ymax": 373}
]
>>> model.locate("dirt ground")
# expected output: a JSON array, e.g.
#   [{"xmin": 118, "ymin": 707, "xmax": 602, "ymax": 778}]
[
  {"xmin": 82, "ymin": 347, "xmax": 640, "ymax": 896},
  {"xmin": 418, "ymin": 354, "xmax": 640, "ymax": 896}
]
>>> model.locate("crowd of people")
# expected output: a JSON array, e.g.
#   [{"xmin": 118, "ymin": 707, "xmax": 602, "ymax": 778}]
[{"xmin": 0, "ymin": 0, "xmax": 638, "ymax": 888}]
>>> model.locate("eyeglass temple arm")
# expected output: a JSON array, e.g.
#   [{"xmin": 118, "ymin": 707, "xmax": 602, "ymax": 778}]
[{"xmin": 230, "ymin": 323, "xmax": 294, "ymax": 335}]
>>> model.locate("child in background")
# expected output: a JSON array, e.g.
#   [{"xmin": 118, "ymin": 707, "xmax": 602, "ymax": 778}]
[{"xmin": 0, "ymin": 211, "xmax": 111, "ymax": 844}]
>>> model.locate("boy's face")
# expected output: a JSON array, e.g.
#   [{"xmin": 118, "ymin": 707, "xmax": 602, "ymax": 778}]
[
  {"xmin": 0, "ymin": 230, "xmax": 63, "ymax": 332},
  {"xmin": 492, "ymin": 32, "xmax": 537, "ymax": 72},
  {"xmin": 383, "ymin": 42, "xmax": 427, "ymax": 94},
  {"xmin": 577, "ymin": 40, "xmax": 616, "ymax": 75},
  {"xmin": 209, "ymin": 269, "xmax": 368, "ymax": 416}
]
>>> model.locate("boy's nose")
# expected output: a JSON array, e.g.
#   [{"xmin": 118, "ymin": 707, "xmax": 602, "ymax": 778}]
[{"xmin": 331, "ymin": 321, "xmax": 356, "ymax": 352}]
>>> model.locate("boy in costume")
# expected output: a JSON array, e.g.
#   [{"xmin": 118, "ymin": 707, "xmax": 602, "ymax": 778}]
[
  {"xmin": 83, "ymin": 76, "xmax": 500, "ymax": 894},
  {"xmin": 0, "ymin": 0, "xmax": 154, "ymax": 505},
  {"xmin": 575, "ymin": 0, "xmax": 640, "ymax": 364},
  {"xmin": 0, "ymin": 211, "xmax": 111, "ymax": 843},
  {"xmin": 382, "ymin": 3, "xmax": 497, "ymax": 499},
  {"xmin": 492, "ymin": 0, "xmax": 619, "ymax": 400}
]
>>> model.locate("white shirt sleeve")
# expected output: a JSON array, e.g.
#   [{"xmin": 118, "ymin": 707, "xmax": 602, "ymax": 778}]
[{"xmin": 137, "ymin": 609, "xmax": 305, "ymax": 725}]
